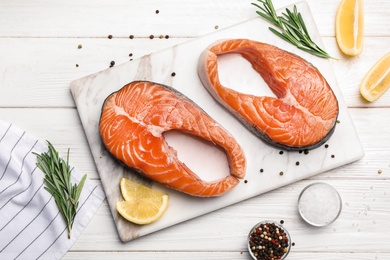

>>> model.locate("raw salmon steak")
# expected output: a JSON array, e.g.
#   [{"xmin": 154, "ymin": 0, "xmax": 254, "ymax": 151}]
[
  {"xmin": 198, "ymin": 39, "xmax": 339, "ymax": 150},
  {"xmin": 99, "ymin": 81, "xmax": 246, "ymax": 197}
]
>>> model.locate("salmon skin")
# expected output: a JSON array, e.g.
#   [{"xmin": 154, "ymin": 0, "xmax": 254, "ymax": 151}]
[
  {"xmin": 198, "ymin": 39, "xmax": 339, "ymax": 150},
  {"xmin": 99, "ymin": 81, "xmax": 246, "ymax": 197}
]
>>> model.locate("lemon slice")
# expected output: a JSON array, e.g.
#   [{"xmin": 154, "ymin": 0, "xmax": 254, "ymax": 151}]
[
  {"xmin": 360, "ymin": 52, "xmax": 390, "ymax": 102},
  {"xmin": 335, "ymin": 0, "xmax": 364, "ymax": 56},
  {"xmin": 116, "ymin": 178, "xmax": 169, "ymax": 225}
]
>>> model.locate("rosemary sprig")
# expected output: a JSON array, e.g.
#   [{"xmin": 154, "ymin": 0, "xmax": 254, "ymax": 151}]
[
  {"xmin": 34, "ymin": 141, "xmax": 87, "ymax": 239},
  {"xmin": 251, "ymin": 0, "xmax": 334, "ymax": 59}
]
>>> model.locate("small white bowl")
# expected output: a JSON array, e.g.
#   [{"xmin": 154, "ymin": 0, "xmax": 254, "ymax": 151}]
[
  {"xmin": 248, "ymin": 220, "xmax": 291, "ymax": 260},
  {"xmin": 298, "ymin": 182, "xmax": 342, "ymax": 227}
]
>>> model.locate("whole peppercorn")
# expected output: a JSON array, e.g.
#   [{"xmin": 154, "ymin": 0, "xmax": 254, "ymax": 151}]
[{"xmin": 249, "ymin": 222, "xmax": 290, "ymax": 260}]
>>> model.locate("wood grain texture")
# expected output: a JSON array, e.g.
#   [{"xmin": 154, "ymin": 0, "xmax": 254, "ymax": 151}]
[
  {"xmin": 0, "ymin": 0, "xmax": 389, "ymax": 37},
  {"xmin": 1, "ymin": 0, "xmax": 389, "ymax": 258}
]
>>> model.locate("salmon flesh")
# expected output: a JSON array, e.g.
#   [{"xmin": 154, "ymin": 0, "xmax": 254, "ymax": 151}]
[
  {"xmin": 198, "ymin": 39, "xmax": 339, "ymax": 150},
  {"xmin": 99, "ymin": 81, "xmax": 246, "ymax": 197}
]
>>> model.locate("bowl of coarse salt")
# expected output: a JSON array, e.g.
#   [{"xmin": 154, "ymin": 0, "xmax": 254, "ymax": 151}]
[{"xmin": 298, "ymin": 182, "xmax": 342, "ymax": 227}]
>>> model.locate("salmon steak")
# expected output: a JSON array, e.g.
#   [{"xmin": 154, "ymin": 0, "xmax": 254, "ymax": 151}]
[
  {"xmin": 99, "ymin": 81, "xmax": 246, "ymax": 197},
  {"xmin": 198, "ymin": 39, "xmax": 339, "ymax": 150}
]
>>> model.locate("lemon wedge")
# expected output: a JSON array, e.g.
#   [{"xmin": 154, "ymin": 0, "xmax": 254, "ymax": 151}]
[
  {"xmin": 360, "ymin": 52, "xmax": 390, "ymax": 102},
  {"xmin": 116, "ymin": 178, "xmax": 169, "ymax": 225},
  {"xmin": 335, "ymin": 0, "xmax": 364, "ymax": 56}
]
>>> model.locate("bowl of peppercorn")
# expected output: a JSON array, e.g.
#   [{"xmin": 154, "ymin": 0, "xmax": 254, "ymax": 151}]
[{"xmin": 248, "ymin": 220, "xmax": 291, "ymax": 260}]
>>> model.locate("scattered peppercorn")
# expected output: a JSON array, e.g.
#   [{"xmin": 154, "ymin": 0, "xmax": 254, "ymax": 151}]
[
  {"xmin": 155, "ymin": 10, "xmax": 159, "ymax": 14},
  {"xmin": 279, "ymin": 171, "xmax": 284, "ymax": 176},
  {"xmin": 279, "ymin": 151, "xmax": 284, "ymax": 155},
  {"xmin": 165, "ymin": 35, "xmax": 169, "ymax": 39},
  {"xmin": 304, "ymin": 150, "xmax": 309, "ymax": 155},
  {"xmin": 378, "ymin": 169, "xmax": 382, "ymax": 174},
  {"xmin": 109, "ymin": 61, "xmax": 115, "ymax": 67},
  {"xmin": 299, "ymin": 150, "xmax": 303, "ymax": 154},
  {"xmin": 171, "ymin": 72, "xmax": 176, "ymax": 77},
  {"xmin": 337, "ymin": 119, "xmax": 341, "ymax": 123},
  {"xmin": 295, "ymin": 161, "xmax": 300, "ymax": 166},
  {"xmin": 149, "ymin": 35, "xmax": 154, "ymax": 39},
  {"xmin": 244, "ymin": 180, "xmax": 248, "ymax": 184},
  {"xmin": 159, "ymin": 35, "xmax": 164, "ymax": 39},
  {"xmin": 75, "ymin": 64, "xmax": 79, "ymax": 67},
  {"xmin": 77, "ymin": 44, "xmax": 82, "ymax": 49},
  {"xmin": 129, "ymin": 35, "xmax": 134, "ymax": 39},
  {"xmin": 108, "ymin": 34, "xmax": 113, "ymax": 39},
  {"xmin": 260, "ymin": 169, "xmax": 264, "ymax": 173},
  {"xmin": 325, "ymin": 144, "xmax": 329, "ymax": 148},
  {"xmin": 280, "ymin": 220, "xmax": 284, "ymax": 224},
  {"xmin": 215, "ymin": 25, "xmax": 219, "ymax": 29},
  {"xmin": 331, "ymin": 154, "xmax": 335, "ymax": 158},
  {"xmin": 129, "ymin": 53, "xmax": 133, "ymax": 57},
  {"xmin": 249, "ymin": 222, "xmax": 290, "ymax": 260},
  {"xmin": 292, "ymin": 242, "xmax": 295, "ymax": 246}
]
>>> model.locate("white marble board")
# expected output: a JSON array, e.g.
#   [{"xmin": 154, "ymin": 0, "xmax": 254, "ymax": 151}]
[{"xmin": 70, "ymin": 1, "xmax": 364, "ymax": 242}]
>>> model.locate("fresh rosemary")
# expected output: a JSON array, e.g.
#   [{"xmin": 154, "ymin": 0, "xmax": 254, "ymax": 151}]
[
  {"xmin": 251, "ymin": 0, "xmax": 333, "ymax": 59},
  {"xmin": 34, "ymin": 141, "xmax": 87, "ymax": 239}
]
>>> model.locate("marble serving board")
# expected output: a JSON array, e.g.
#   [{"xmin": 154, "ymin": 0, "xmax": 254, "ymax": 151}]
[{"xmin": 70, "ymin": 1, "xmax": 364, "ymax": 242}]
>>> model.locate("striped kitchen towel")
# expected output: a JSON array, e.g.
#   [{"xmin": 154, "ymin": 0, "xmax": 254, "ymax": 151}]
[{"xmin": 0, "ymin": 120, "xmax": 105, "ymax": 260}]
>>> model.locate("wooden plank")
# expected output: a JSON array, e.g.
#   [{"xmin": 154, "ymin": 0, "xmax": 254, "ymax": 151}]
[
  {"xmin": 0, "ymin": 36, "xmax": 389, "ymax": 108},
  {"xmin": 69, "ymin": 179, "xmax": 390, "ymax": 251},
  {"xmin": 0, "ymin": 37, "xmax": 185, "ymax": 108},
  {"xmin": 63, "ymin": 252, "xmax": 390, "ymax": 260},
  {"xmin": 0, "ymin": 0, "xmax": 389, "ymax": 37}
]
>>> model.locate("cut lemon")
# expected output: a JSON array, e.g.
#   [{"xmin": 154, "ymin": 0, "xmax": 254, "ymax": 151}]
[
  {"xmin": 360, "ymin": 52, "xmax": 390, "ymax": 102},
  {"xmin": 116, "ymin": 178, "xmax": 169, "ymax": 225},
  {"xmin": 335, "ymin": 0, "xmax": 364, "ymax": 56}
]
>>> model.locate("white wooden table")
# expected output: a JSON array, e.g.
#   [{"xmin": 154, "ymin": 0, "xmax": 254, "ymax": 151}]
[{"xmin": 1, "ymin": 0, "xmax": 389, "ymax": 259}]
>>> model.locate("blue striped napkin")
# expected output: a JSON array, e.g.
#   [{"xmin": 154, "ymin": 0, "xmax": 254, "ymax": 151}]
[{"xmin": 0, "ymin": 120, "xmax": 105, "ymax": 260}]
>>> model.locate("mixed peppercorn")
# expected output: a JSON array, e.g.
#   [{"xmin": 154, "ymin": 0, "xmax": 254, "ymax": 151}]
[{"xmin": 249, "ymin": 222, "xmax": 290, "ymax": 260}]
